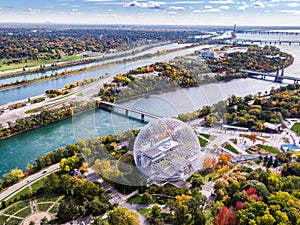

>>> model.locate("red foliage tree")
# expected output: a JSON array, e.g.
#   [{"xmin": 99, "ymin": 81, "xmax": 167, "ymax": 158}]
[
  {"xmin": 235, "ymin": 202, "xmax": 248, "ymax": 211},
  {"xmin": 213, "ymin": 206, "xmax": 237, "ymax": 225},
  {"xmin": 245, "ymin": 187, "xmax": 262, "ymax": 202}
]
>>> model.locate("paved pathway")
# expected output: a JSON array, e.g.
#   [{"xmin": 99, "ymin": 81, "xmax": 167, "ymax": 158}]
[{"xmin": 0, "ymin": 163, "xmax": 59, "ymax": 201}]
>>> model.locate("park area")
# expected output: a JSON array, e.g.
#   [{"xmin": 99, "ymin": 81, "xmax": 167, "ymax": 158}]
[
  {"xmin": 0, "ymin": 195, "xmax": 62, "ymax": 225},
  {"xmin": 292, "ymin": 122, "xmax": 300, "ymax": 136}
]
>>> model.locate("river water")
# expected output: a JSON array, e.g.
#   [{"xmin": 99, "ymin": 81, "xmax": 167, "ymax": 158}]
[
  {"xmin": 0, "ymin": 43, "xmax": 206, "ymax": 106},
  {"xmin": 0, "ymin": 32, "xmax": 299, "ymax": 176}
]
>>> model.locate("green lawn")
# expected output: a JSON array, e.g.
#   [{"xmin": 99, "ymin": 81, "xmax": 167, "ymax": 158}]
[
  {"xmin": 6, "ymin": 187, "xmax": 31, "ymax": 204},
  {"xmin": 31, "ymin": 178, "xmax": 45, "ymax": 192},
  {"xmin": 38, "ymin": 203, "xmax": 53, "ymax": 212},
  {"xmin": 199, "ymin": 136, "xmax": 208, "ymax": 147},
  {"xmin": 0, "ymin": 55, "xmax": 82, "ymax": 72},
  {"xmin": 224, "ymin": 144, "xmax": 239, "ymax": 154},
  {"xmin": 127, "ymin": 194, "xmax": 142, "ymax": 204},
  {"xmin": 138, "ymin": 208, "xmax": 151, "ymax": 217},
  {"xmin": 14, "ymin": 206, "xmax": 31, "ymax": 218},
  {"xmin": 204, "ymin": 172, "xmax": 220, "ymax": 182},
  {"xmin": 257, "ymin": 144, "xmax": 281, "ymax": 154},
  {"xmin": 4, "ymin": 201, "xmax": 30, "ymax": 215},
  {"xmin": 291, "ymin": 122, "xmax": 300, "ymax": 136},
  {"xmin": 200, "ymin": 133, "xmax": 210, "ymax": 139},
  {"xmin": 245, "ymin": 149, "xmax": 253, "ymax": 154}
]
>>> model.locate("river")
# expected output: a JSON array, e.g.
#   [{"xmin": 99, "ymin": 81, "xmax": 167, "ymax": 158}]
[
  {"xmin": 0, "ymin": 32, "xmax": 299, "ymax": 176},
  {"xmin": 0, "ymin": 43, "xmax": 206, "ymax": 106}
]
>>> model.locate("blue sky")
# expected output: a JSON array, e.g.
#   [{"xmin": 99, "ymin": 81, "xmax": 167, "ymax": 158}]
[{"xmin": 0, "ymin": 0, "xmax": 299, "ymax": 25}]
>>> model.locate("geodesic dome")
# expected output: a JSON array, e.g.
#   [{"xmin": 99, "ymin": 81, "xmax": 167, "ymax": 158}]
[{"xmin": 133, "ymin": 118, "xmax": 202, "ymax": 183}]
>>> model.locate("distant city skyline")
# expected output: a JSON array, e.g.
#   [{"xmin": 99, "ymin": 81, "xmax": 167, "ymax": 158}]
[{"xmin": 0, "ymin": 0, "xmax": 299, "ymax": 26}]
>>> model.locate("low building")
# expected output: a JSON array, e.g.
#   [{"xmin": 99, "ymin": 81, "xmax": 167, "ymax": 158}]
[{"xmin": 264, "ymin": 122, "xmax": 282, "ymax": 133}]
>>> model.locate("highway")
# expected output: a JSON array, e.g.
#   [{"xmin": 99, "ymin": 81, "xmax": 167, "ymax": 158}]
[
  {"xmin": 0, "ymin": 163, "xmax": 60, "ymax": 201},
  {"xmin": 0, "ymin": 73, "xmax": 114, "ymax": 127}
]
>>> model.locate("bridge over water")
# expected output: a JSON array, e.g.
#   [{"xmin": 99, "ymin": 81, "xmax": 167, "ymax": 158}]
[
  {"xmin": 227, "ymin": 39, "xmax": 300, "ymax": 45},
  {"xmin": 208, "ymin": 65, "xmax": 300, "ymax": 84},
  {"xmin": 239, "ymin": 30, "xmax": 300, "ymax": 36},
  {"xmin": 99, "ymin": 100, "xmax": 162, "ymax": 121}
]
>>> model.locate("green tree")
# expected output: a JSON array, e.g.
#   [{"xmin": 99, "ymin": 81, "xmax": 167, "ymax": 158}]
[
  {"xmin": 258, "ymin": 212, "xmax": 275, "ymax": 225},
  {"xmin": 149, "ymin": 204, "xmax": 163, "ymax": 225},
  {"xmin": 174, "ymin": 204, "xmax": 191, "ymax": 225},
  {"xmin": 108, "ymin": 207, "xmax": 140, "ymax": 225},
  {"xmin": 142, "ymin": 192, "xmax": 153, "ymax": 204},
  {"xmin": 60, "ymin": 154, "xmax": 81, "ymax": 172}
]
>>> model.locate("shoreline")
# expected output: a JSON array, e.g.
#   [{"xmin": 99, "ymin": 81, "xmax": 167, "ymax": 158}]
[
  {"xmin": 0, "ymin": 43, "xmax": 195, "ymax": 92},
  {"xmin": 0, "ymin": 42, "xmax": 172, "ymax": 80}
]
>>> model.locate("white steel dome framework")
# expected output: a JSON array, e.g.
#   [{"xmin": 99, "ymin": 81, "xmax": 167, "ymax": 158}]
[{"xmin": 133, "ymin": 118, "xmax": 203, "ymax": 183}]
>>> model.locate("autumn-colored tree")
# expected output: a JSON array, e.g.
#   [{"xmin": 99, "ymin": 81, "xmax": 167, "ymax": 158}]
[
  {"xmin": 249, "ymin": 134, "xmax": 257, "ymax": 144},
  {"xmin": 218, "ymin": 154, "xmax": 231, "ymax": 165},
  {"xmin": 203, "ymin": 157, "xmax": 218, "ymax": 169},
  {"xmin": 213, "ymin": 206, "xmax": 237, "ymax": 225}
]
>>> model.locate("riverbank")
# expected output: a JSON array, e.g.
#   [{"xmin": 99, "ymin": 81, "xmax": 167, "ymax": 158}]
[
  {"xmin": 0, "ymin": 42, "xmax": 172, "ymax": 80},
  {"xmin": 0, "ymin": 43, "xmax": 199, "ymax": 92}
]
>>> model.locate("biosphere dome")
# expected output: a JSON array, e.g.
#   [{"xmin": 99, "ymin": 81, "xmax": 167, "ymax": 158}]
[{"xmin": 133, "ymin": 118, "xmax": 203, "ymax": 183}]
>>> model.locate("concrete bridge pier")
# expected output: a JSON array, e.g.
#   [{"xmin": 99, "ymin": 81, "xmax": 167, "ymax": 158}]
[{"xmin": 141, "ymin": 114, "xmax": 145, "ymax": 122}]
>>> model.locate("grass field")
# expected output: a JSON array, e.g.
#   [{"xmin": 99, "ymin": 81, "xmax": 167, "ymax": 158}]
[
  {"xmin": 224, "ymin": 143, "xmax": 239, "ymax": 154},
  {"xmin": 291, "ymin": 122, "xmax": 300, "ymax": 136},
  {"xmin": 199, "ymin": 136, "xmax": 208, "ymax": 147},
  {"xmin": 127, "ymin": 194, "xmax": 142, "ymax": 204},
  {"xmin": 6, "ymin": 187, "xmax": 31, "ymax": 204},
  {"xmin": 138, "ymin": 208, "xmax": 151, "ymax": 217},
  {"xmin": 31, "ymin": 178, "xmax": 45, "ymax": 192},
  {"xmin": 0, "ymin": 55, "xmax": 82, "ymax": 73},
  {"xmin": 200, "ymin": 133, "xmax": 210, "ymax": 139},
  {"xmin": 257, "ymin": 144, "xmax": 281, "ymax": 154}
]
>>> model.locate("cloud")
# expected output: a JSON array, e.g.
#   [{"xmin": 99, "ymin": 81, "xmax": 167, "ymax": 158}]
[
  {"xmin": 169, "ymin": 6, "xmax": 185, "ymax": 10},
  {"xmin": 194, "ymin": 8, "xmax": 221, "ymax": 12},
  {"xmin": 27, "ymin": 8, "xmax": 40, "ymax": 14},
  {"xmin": 168, "ymin": 11, "xmax": 177, "ymax": 14},
  {"xmin": 237, "ymin": 4, "xmax": 249, "ymax": 10},
  {"xmin": 251, "ymin": 1, "xmax": 265, "ymax": 8},
  {"xmin": 209, "ymin": 0, "xmax": 234, "ymax": 4},
  {"xmin": 170, "ymin": 1, "xmax": 203, "ymax": 3},
  {"xmin": 287, "ymin": 2, "xmax": 300, "ymax": 7},
  {"xmin": 126, "ymin": 1, "xmax": 165, "ymax": 9},
  {"xmin": 71, "ymin": 8, "xmax": 78, "ymax": 12},
  {"xmin": 219, "ymin": 5, "xmax": 230, "ymax": 9},
  {"xmin": 203, "ymin": 8, "xmax": 221, "ymax": 12},
  {"xmin": 277, "ymin": 9, "xmax": 300, "ymax": 15},
  {"xmin": 204, "ymin": 5, "xmax": 213, "ymax": 9},
  {"xmin": 270, "ymin": 0, "xmax": 285, "ymax": 2}
]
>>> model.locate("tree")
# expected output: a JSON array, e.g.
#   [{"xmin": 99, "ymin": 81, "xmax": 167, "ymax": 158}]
[
  {"xmin": 149, "ymin": 204, "xmax": 163, "ymax": 225},
  {"xmin": 60, "ymin": 154, "xmax": 81, "ymax": 172},
  {"xmin": 218, "ymin": 154, "xmax": 231, "ymax": 165},
  {"xmin": 10, "ymin": 168, "xmax": 24, "ymax": 181},
  {"xmin": 142, "ymin": 192, "xmax": 153, "ymax": 204},
  {"xmin": 174, "ymin": 204, "xmax": 191, "ymax": 225},
  {"xmin": 40, "ymin": 217, "xmax": 48, "ymax": 225},
  {"xmin": 56, "ymin": 198, "xmax": 80, "ymax": 223},
  {"xmin": 43, "ymin": 173, "xmax": 60, "ymax": 194},
  {"xmin": 92, "ymin": 216, "xmax": 105, "ymax": 225},
  {"xmin": 249, "ymin": 134, "xmax": 257, "ymax": 144},
  {"xmin": 213, "ymin": 206, "xmax": 237, "ymax": 225},
  {"xmin": 108, "ymin": 207, "xmax": 140, "ymax": 225},
  {"xmin": 258, "ymin": 212, "xmax": 276, "ymax": 225},
  {"xmin": 29, "ymin": 221, "xmax": 35, "ymax": 225},
  {"xmin": 194, "ymin": 209, "xmax": 206, "ymax": 225},
  {"xmin": 203, "ymin": 157, "xmax": 217, "ymax": 169}
]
